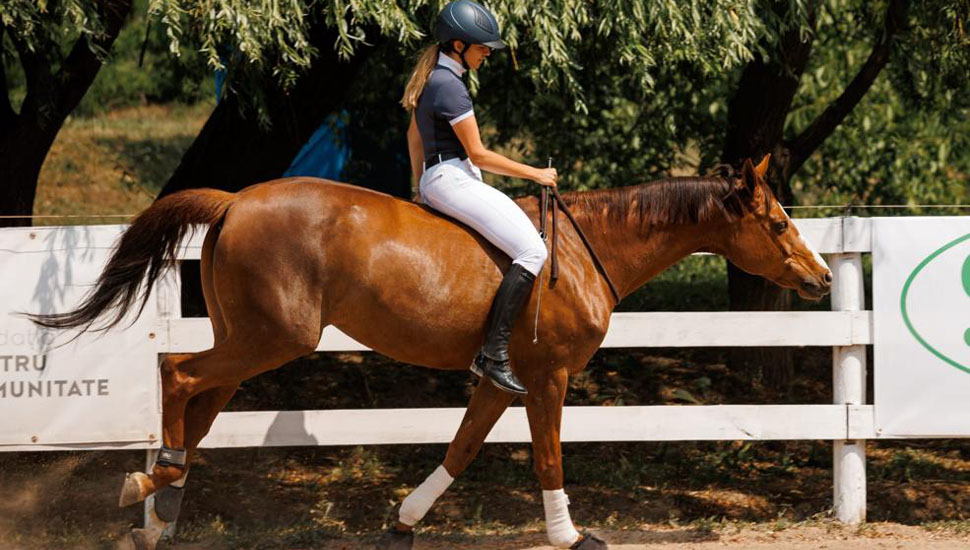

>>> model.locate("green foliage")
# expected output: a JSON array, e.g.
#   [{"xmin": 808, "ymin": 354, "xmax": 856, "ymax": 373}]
[
  {"xmin": 3, "ymin": 0, "xmax": 969, "ymax": 212},
  {"xmin": 0, "ymin": 1, "xmax": 106, "ymax": 52},
  {"xmin": 1, "ymin": 0, "xmax": 213, "ymax": 115},
  {"xmin": 75, "ymin": 4, "xmax": 214, "ymax": 115},
  {"xmin": 789, "ymin": 0, "xmax": 970, "ymax": 213},
  {"xmin": 146, "ymin": 0, "xmax": 772, "ymax": 114}
]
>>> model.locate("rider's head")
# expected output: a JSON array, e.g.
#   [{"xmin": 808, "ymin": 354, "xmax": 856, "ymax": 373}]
[
  {"xmin": 400, "ymin": 1, "xmax": 505, "ymax": 111},
  {"xmin": 435, "ymin": 0, "xmax": 506, "ymax": 71}
]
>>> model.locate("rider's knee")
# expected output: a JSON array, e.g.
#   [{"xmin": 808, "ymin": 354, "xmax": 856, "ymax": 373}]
[{"xmin": 517, "ymin": 242, "xmax": 547, "ymax": 276}]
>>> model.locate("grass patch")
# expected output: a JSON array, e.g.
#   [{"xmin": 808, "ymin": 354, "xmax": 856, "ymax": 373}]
[{"xmin": 34, "ymin": 103, "xmax": 212, "ymax": 225}]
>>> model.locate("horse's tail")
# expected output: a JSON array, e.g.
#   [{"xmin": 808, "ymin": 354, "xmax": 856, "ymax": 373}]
[{"xmin": 26, "ymin": 189, "xmax": 238, "ymax": 333}]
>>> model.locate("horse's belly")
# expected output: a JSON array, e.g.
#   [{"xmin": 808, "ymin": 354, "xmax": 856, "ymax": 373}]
[{"xmin": 332, "ymin": 312, "xmax": 480, "ymax": 371}]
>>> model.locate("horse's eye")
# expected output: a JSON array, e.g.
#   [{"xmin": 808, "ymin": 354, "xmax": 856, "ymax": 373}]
[{"xmin": 773, "ymin": 221, "xmax": 789, "ymax": 233}]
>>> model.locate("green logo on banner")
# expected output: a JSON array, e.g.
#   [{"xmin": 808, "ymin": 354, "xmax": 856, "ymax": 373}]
[
  {"xmin": 900, "ymin": 232, "xmax": 970, "ymax": 375},
  {"xmin": 963, "ymin": 255, "xmax": 970, "ymax": 347}
]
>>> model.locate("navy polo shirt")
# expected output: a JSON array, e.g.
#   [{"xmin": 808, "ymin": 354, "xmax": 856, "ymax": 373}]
[{"xmin": 415, "ymin": 53, "xmax": 475, "ymax": 160}]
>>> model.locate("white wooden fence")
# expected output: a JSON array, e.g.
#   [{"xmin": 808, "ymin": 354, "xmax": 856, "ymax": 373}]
[
  {"xmin": 2, "ymin": 217, "xmax": 881, "ymax": 525},
  {"xmin": 145, "ymin": 217, "xmax": 874, "ymax": 523}
]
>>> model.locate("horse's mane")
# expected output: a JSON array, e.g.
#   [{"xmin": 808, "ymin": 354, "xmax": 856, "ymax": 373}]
[{"xmin": 560, "ymin": 176, "xmax": 744, "ymax": 228}]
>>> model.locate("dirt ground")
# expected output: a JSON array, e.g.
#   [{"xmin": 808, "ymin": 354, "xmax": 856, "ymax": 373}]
[
  {"xmin": 4, "ymin": 350, "xmax": 970, "ymax": 550},
  {"xmin": 162, "ymin": 524, "xmax": 970, "ymax": 550}
]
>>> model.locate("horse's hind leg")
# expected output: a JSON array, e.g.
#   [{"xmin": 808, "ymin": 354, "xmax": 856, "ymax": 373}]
[
  {"xmin": 124, "ymin": 385, "xmax": 241, "ymax": 550},
  {"xmin": 149, "ymin": 384, "xmax": 239, "ymax": 518},
  {"xmin": 389, "ymin": 378, "xmax": 515, "ymax": 536},
  {"xmin": 121, "ymin": 338, "xmax": 310, "ymax": 507},
  {"xmin": 152, "ymin": 225, "xmax": 238, "ymax": 522},
  {"xmin": 121, "ymin": 226, "xmax": 319, "ymax": 507}
]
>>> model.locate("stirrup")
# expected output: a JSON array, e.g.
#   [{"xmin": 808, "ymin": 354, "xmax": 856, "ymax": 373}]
[{"xmin": 472, "ymin": 353, "xmax": 528, "ymax": 395}]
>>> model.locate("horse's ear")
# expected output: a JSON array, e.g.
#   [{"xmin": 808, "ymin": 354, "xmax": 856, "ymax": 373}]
[
  {"xmin": 754, "ymin": 154, "xmax": 771, "ymax": 178},
  {"xmin": 741, "ymin": 157, "xmax": 758, "ymax": 192}
]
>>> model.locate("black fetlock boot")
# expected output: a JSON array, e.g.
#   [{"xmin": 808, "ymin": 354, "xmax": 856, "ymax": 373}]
[{"xmin": 471, "ymin": 263, "xmax": 535, "ymax": 395}]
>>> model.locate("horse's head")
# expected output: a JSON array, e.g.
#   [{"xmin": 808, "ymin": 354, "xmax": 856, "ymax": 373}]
[{"xmin": 720, "ymin": 155, "xmax": 832, "ymax": 300}]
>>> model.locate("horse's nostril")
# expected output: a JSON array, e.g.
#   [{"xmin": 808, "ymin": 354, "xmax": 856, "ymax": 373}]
[{"xmin": 823, "ymin": 272, "xmax": 833, "ymax": 285}]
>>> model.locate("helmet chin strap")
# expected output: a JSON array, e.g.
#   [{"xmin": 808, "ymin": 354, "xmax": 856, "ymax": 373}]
[{"xmin": 457, "ymin": 40, "xmax": 470, "ymax": 71}]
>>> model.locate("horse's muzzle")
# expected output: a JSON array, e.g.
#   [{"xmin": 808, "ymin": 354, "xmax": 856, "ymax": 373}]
[{"xmin": 799, "ymin": 274, "xmax": 832, "ymax": 300}]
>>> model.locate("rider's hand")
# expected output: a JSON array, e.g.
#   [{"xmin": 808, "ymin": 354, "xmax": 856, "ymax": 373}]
[{"xmin": 533, "ymin": 167, "xmax": 558, "ymax": 188}]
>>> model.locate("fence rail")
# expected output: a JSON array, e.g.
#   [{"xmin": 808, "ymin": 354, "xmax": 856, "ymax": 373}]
[{"xmin": 0, "ymin": 217, "xmax": 879, "ymax": 525}]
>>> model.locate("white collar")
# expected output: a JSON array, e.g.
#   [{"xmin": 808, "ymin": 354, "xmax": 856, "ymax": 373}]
[{"xmin": 437, "ymin": 51, "xmax": 466, "ymax": 76}]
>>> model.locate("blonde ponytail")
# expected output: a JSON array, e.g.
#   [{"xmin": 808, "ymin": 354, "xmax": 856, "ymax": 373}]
[{"xmin": 400, "ymin": 44, "xmax": 440, "ymax": 111}]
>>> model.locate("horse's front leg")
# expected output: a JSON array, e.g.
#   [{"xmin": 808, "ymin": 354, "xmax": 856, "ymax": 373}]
[
  {"xmin": 524, "ymin": 367, "xmax": 606, "ymax": 549},
  {"xmin": 378, "ymin": 378, "xmax": 515, "ymax": 549}
]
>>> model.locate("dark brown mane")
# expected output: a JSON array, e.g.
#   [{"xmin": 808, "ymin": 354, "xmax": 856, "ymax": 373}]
[{"xmin": 560, "ymin": 176, "xmax": 744, "ymax": 228}]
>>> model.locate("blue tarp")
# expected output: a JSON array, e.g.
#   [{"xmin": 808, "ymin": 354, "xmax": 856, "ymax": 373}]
[
  {"xmin": 283, "ymin": 113, "xmax": 350, "ymax": 180},
  {"xmin": 216, "ymin": 69, "xmax": 351, "ymax": 180}
]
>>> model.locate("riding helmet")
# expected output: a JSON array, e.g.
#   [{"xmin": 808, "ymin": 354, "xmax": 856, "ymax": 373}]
[{"xmin": 434, "ymin": 0, "xmax": 506, "ymax": 50}]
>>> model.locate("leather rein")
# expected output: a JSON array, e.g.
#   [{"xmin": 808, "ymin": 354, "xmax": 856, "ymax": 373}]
[{"xmin": 538, "ymin": 186, "xmax": 622, "ymax": 305}]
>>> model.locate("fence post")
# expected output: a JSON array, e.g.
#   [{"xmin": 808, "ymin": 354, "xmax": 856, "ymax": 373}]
[
  {"xmin": 145, "ymin": 263, "xmax": 182, "ymax": 537},
  {"xmin": 830, "ymin": 251, "xmax": 866, "ymax": 523}
]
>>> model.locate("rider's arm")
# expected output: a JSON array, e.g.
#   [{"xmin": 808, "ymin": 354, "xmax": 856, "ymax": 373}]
[
  {"xmin": 452, "ymin": 115, "xmax": 557, "ymax": 187},
  {"xmin": 407, "ymin": 114, "xmax": 424, "ymax": 200}
]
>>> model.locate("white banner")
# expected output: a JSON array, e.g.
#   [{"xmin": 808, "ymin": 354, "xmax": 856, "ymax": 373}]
[
  {"xmin": 874, "ymin": 217, "xmax": 970, "ymax": 436},
  {"xmin": 0, "ymin": 226, "xmax": 160, "ymax": 447}
]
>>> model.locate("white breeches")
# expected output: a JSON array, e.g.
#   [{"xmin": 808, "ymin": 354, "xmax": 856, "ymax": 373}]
[{"xmin": 419, "ymin": 158, "xmax": 547, "ymax": 276}]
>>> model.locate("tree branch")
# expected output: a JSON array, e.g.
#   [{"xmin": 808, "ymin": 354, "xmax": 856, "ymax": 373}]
[
  {"xmin": 787, "ymin": 0, "xmax": 910, "ymax": 174},
  {"xmin": 9, "ymin": 26, "xmax": 57, "ymax": 122},
  {"xmin": 54, "ymin": 0, "xmax": 132, "ymax": 116},
  {"xmin": 0, "ymin": 24, "xmax": 17, "ymax": 126}
]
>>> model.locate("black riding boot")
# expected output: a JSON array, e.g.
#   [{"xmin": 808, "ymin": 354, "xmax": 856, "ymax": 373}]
[{"xmin": 471, "ymin": 263, "xmax": 535, "ymax": 395}]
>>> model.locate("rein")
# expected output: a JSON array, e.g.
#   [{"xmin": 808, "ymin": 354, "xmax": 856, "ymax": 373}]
[{"xmin": 538, "ymin": 186, "xmax": 622, "ymax": 305}]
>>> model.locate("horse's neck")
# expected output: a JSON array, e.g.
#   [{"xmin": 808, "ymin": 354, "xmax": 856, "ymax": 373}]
[{"xmin": 573, "ymin": 209, "xmax": 719, "ymax": 299}]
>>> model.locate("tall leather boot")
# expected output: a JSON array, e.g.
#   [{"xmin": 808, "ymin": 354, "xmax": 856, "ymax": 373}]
[{"xmin": 471, "ymin": 263, "xmax": 535, "ymax": 395}]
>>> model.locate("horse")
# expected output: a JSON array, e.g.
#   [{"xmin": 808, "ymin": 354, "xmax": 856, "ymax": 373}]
[{"xmin": 29, "ymin": 155, "xmax": 831, "ymax": 549}]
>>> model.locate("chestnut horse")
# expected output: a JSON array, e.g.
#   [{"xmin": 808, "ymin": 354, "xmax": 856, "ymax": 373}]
[{"xmin": 30, "ymin": 156, "xmax": 830, "ymax": 549}]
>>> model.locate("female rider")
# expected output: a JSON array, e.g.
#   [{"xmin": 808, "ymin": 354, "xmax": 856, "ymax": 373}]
[{"xmin": 401, "ymin": 0, "xmax": 557, "ymax": 396}]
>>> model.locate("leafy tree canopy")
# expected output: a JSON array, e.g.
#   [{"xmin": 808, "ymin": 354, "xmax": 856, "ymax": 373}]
[
  {"xmin": 142, "ymin": 0, "xmax": 796, "ymax": 111},
  {"xmin": 3, "ymin": 0, "xmax": 968, "ymax": 209}
]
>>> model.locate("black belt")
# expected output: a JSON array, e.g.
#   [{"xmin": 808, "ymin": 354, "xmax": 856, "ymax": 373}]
[{"xmin": 424, "ymin": 151, "xmax": 467, "ymax": 169}]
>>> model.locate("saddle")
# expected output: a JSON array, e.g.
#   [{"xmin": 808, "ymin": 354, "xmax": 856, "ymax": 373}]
[{"xmin": 537, "ymin": 187, "xmax": 621, "ymax": 304}]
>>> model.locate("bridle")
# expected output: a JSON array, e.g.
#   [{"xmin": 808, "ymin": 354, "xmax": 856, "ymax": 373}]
[{"xmin": 538, "ymin": 186, "xmax": 622, "ymax": 305}]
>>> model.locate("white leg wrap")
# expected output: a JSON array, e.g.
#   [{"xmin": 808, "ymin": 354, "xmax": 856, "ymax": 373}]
[
  {"xmin": 399, "ymin": 465, "xmax": 454, "ymax": 526},
  {"xmin": 543, "ymin": 489, "xmax": 581, "ymax": 548}
]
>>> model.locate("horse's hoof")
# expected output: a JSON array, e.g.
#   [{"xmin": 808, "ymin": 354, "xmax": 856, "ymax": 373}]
[
  {"xmin": 128, "ymin": 528, "xmax": 161, "ymax": 550},
  {"xmin": 375, "ymin": 528, "xmax": 414, "ymax": 550},
  {"xmin": 119, "ymin": 472, "xmax": 152, "ymax": 507},
  {"xmin": 116, "ymin": 527, "xmax": 161, "ymax": 550},
  {"xmin": 570, "ymin": 531, "xmax": 608, "ymax": 549}
]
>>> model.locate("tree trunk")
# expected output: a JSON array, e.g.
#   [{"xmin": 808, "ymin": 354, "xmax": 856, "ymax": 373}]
[
  {"xmin": 159, "ymin": 28, "xmax": 380, "ymax": 197},
  {"xmin": 721, "ymin": 15, "xmax": 815, "ymax": 390},
  {"xmin": 0, "ymin": 0, "xmax": 133, "ymax": 228},
  {"xmin": 0, "ymin": 123, "xmax": 58, "ymax": 228},
  {"xmin": 721, "ymin": 0, "xmax": 906, "ymax": 390}
]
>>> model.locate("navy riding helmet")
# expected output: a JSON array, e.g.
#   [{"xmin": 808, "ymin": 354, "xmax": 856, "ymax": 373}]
[{"xmin": 435, "ymin": 1, "xmax": 506, "ymax": 68}]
